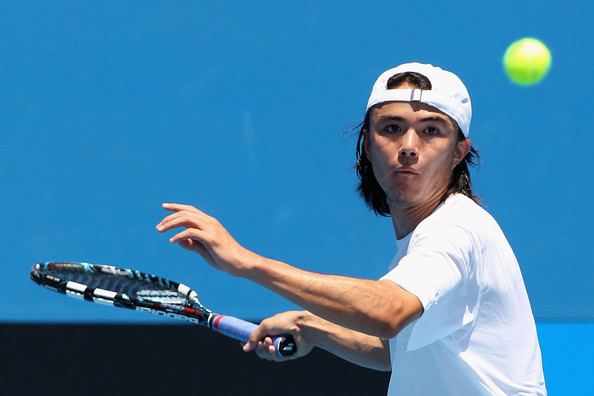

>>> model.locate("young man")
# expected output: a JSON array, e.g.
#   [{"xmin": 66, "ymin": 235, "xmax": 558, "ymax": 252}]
[{"xmin": 157, "ymin": 63, "xmax": 546, "ymax": 395}]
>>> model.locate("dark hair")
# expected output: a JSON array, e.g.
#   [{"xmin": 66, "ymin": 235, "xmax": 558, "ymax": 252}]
[{"xmin": 355, "ymin": 72, "xmax": 480, "ymax": 217}]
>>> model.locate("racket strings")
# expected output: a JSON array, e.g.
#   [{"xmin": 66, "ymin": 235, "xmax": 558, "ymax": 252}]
[
  {"xmin": 41, "ymin": 267, "xmax": 189, "ymax": 306},
  {"xmin": 34, "ymin": 263, "xmax": 210, "ymax": 318}
]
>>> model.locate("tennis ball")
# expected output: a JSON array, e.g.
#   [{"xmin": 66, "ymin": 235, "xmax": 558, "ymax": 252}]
[{"xmin": 503, "ymin": 38, "xmax": 552, "ymax": 86}]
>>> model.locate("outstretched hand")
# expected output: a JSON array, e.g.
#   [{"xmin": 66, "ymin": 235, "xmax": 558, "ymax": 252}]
[{"xmin": 156, "ymin": 203, "xmax": 255, "ymax": 277}]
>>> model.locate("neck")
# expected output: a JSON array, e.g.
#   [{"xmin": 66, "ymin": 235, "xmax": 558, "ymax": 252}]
[{"xmin": 389, "ymin": 189, "xmax": 449, "ymax": 239}]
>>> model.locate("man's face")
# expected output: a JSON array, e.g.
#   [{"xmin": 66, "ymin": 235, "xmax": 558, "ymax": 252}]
[{"xmin": 365, "ymin": 100, "xmax": 468, "ymax": 209}]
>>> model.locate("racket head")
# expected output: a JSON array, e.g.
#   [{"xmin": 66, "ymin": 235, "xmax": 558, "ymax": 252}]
[{"xmin": 30, "ymin": 262, "xmax": 211, "ymax": 324}]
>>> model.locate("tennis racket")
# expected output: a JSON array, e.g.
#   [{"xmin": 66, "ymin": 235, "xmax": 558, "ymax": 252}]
[{"xmin": 30, "ymin": 261, "xmax": 297, "ymax": 357}]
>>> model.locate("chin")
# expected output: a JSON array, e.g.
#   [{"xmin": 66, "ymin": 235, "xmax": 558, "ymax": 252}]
[{"xmin": 388, "ymin": 191, "xmax": 420, "ymax": 207}]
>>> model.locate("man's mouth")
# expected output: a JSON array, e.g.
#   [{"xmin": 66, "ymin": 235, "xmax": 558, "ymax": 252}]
[{"xmin": 395, "ymin": 167, "xmax": 419, "ymax": 175}]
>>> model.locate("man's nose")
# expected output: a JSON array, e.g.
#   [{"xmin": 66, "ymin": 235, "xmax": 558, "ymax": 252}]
[{"xmin": 398, "ymin": 129, "xmax": 419, "ymax": 163}]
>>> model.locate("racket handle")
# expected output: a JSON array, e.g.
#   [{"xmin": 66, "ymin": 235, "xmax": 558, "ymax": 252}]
[{"xmin": 210, "ymin": 315, "xmax": 297, "ymax": 357}]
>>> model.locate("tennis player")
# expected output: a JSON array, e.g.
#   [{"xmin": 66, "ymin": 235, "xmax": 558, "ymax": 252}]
[{"xmin": 157, "ymin": 63, "xmax": 546, "ymax": 395}]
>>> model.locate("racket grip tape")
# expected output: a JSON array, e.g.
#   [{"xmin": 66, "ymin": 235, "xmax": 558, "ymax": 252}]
[{"xmin": 211, "ymin": 315, "xmax": 297, "ymax": 357}]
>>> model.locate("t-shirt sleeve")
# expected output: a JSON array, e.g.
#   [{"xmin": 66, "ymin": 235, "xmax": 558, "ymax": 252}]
[{"xmin": 382, "ymin": 223, "xmax": 478, "ymax": 351}]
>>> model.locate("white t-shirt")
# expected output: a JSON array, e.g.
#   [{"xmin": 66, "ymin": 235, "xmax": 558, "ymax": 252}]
[{"xmin": 382, "ymin": 194, "xmax": 546, "ymax": 395}]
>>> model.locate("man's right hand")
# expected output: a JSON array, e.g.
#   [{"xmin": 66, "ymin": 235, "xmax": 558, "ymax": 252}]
[{"xmin": 243, "ymin": 311, "xmax": 314, "ymax": 362}]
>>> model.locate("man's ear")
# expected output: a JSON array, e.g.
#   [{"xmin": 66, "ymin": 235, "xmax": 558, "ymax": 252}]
[
  {"xmin": 363, "ymin": 128, "xmax": 370, "ymax": 159},
  {"xmin": 453, "ymin": 138, "xmax": 471, "ymax": 169}
]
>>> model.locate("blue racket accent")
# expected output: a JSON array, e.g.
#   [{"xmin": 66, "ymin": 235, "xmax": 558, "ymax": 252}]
[
  {"xmin": 210, "ymin": 314, "xmax": 296, "ymax": 358},
  {"xmin": 212, "ymin": 315, "xmax": 257, "ymax": 340}
]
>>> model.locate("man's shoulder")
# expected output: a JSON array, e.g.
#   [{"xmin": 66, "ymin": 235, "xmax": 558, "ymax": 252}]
[{"xmin": 417, "ymin": 194, "xmax": 499, "ymax": 237}]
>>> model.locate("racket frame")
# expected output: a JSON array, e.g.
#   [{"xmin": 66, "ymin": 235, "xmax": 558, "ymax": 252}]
[{"xmin": 31, "ymin": 262, "xmax": 296, "ymax": 357}]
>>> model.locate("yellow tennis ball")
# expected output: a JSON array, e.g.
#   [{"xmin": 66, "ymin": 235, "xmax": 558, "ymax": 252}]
[{"xmin": 503, "ymin": 38, "xmax": 552, "ymax": 86}]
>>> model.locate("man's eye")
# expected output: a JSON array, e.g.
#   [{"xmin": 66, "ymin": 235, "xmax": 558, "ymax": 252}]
[
  {"xmin": 424, "ymin": 127, "xmax": 440, "ymax": 136},
  {"xmin": 383, "ymin": 125, "xmax": 401, "ymax": 134}
]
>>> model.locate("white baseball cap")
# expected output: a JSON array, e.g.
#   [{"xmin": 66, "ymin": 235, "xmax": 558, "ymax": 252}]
[{"xmin": 366, "ymin": 62, "xmax": 472, "ymax": 137}]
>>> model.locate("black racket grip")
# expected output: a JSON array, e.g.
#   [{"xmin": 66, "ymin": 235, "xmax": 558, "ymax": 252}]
[{"xmin": 273, "ymin": 334, "xmax": 297, "ymax": 357}]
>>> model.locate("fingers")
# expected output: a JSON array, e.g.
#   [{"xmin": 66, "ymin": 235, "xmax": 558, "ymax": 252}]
[
  {"xmin": 243, "ymin": 316, "xmax": 295, "ymax": 360},
  {"xmin": 243, "ymin": 311, "xmax": 313, "ymax": 362},
  {"xmin": 179, "ymin": 239, "xmax": 200, "ymax": 251},
  {"xmin": 255, "ymin": 338, "xmax": 279, "ymax": 361},
  {"xmin": 157, "ymin": 205, "xmax": 210, "ymax": 229},
  {"xmin": 159, "ymin": 206, "xmax": 207, "ymax": 224},
  {"xmin": 156, "ymin": 204, "xmax": 218, "ymax": 247},
  {"xmin": 157, "ymin": 201, "xmax": 247, "ymax": 276},
  {"xmin": 243, "ymin": 336, "xmax": 273, "ymax": 353},
  {"xmin": 156, "ymin": 204, "xmax": 218, "ymax": 241},
  {"xmin": 243, "ymin": 324, "xmax": 269, "ymax": 352},
  {"xmin": 249, "ymin": 337, "xmax": 285, "ymax": 362},
  {"xmin": 156, "ymin": 214, "xmax": 205, "ymax": 234},
  {"xmin": 155, "ymin": 204, "xmax": 211, "ymax": 248},
  {"xmin": 168, "ymin": 228, "xmax": 208, "ymax": 245},
  {"xmin": 162, "ymin": 202, "xmax": 208, "ymax": 216},
  {"xmin": 243, "ymin": 317, "xmax": 284, "ymax": 355}
]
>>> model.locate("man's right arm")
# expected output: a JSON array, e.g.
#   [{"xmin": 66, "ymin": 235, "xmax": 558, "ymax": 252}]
[{"xmin": 247, "ymin": 310, "xmax": 391, "ymax": 371}]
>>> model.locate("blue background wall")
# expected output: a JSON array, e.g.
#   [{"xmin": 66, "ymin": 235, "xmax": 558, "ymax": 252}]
[{"xmin": 1, "ymin": 1, "xmax": 592, "ymax": 393}]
